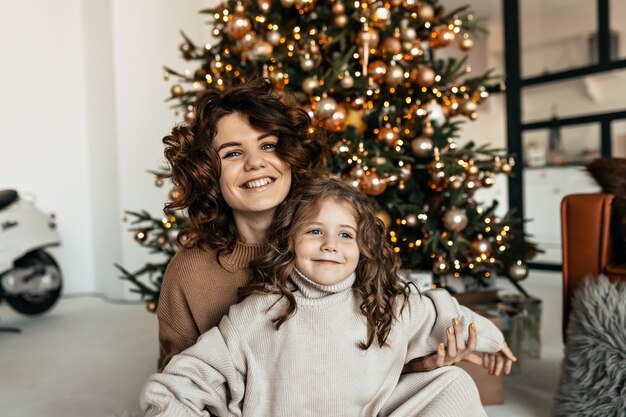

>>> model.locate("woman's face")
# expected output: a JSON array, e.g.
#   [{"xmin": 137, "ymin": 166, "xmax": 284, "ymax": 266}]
[{"xmin": 213, "ymin": 112, "xmax": 292, "ymax": 218}]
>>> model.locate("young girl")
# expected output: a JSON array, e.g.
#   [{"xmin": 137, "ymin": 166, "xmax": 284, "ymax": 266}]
[{"xmin": 141, "ymin": 177, "xmax": 515, "ymax": 417}]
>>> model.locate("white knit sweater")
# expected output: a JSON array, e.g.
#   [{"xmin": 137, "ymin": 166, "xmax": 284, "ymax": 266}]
[{"xmin": 140, "ymin": 270, "xmax": 504, "ymax": 417}]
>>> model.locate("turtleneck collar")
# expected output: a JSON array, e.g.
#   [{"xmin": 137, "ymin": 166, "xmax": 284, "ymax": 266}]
[
  {"xmin": 290, "ymin": 268, "xmax": 356, "ymax": 300},
  {"xmin": 218, "ymin": 241, "xmax": 264, "ymax": 272}
]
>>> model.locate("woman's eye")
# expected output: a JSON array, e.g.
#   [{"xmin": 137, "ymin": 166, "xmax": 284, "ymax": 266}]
[
  {"xmin": 261, "ymin": 142, "xmax": 277, "ymax": 151},
  {"xmin": 306, "ymin": 228, "xmax": 322, "ymax": 235},
  {"xmin": 223, "ymin": 150, "xmax": 241, "ymax": 159},
  {"xmin": 339, "ymin": 232, "xmax": 354, "ymax": 239}
]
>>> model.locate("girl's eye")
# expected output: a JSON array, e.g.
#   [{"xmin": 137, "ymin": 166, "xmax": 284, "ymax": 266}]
[
  {"xmin": 339, "ymin": 232, "xmax": 354, "ymax": 239},
  {"xmin": 261, "ymin": 142, "xmax": 277, "ymax": 151},
  {"xmin": 306, "ymin": 228, "xmax": 322, "ymax": 235}
]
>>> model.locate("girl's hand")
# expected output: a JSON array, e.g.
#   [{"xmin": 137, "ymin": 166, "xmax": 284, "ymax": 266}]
[
  {"xmin": 482, "ymin": 341, "xmax": 517, "ymax": 376},
  {"xmin": 423, "ymin": 318, "xmax": 483, "ymax": 370}
]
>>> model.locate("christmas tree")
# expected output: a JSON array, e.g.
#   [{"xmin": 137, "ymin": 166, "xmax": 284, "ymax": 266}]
[{"xmin": 118, "ymin": 0, "xmax": 540, "ymax": 307}]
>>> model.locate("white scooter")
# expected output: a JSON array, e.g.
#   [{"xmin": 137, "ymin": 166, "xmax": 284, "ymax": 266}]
[{"xmin": 0, "ymin": 190, "xmax": 63, "ymax": 315}]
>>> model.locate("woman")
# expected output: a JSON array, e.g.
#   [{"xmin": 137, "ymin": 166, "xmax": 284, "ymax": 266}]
[
  {"xmin": 157, "ymin": 78, "xmax": 322, "ymax": 369},
  {"xmin": 157, "ymin": 78, "xmax": 489, "ymax": 376}
]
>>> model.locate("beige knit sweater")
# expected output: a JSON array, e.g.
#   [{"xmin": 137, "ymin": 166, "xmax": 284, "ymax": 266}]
[{"xmin": 142, "ymin": 270, "xmax": 503, "ymax": 417}]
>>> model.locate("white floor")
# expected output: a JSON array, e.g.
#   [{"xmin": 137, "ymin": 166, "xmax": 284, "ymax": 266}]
[{"xmin": 0, "ymin": 271, "xmax": 564, "ymax": 417}]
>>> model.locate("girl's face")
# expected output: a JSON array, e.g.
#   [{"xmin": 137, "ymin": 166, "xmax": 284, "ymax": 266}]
[
  {"xmin": 214, "ymin": 112, "xmax": 292, "ymax": 218},
  {"xmin": 294, "ymin": 199, "xmax": 360, "ymax": 286}
]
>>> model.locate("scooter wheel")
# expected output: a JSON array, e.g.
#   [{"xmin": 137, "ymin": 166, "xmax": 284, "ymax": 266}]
[{"xmin": 5, "ymin": 250, "xmax": 63, "ymax": 315}]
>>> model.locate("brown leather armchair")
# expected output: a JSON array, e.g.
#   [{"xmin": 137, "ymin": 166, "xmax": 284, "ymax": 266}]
[{"xmin": 561, "ymin": 193, "xmax": 626, "ymax": 341}]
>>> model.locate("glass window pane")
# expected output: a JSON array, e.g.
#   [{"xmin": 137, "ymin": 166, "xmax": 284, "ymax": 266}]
[
  {"xmin": 520, "ymin": 0, "xmax": 597, "ymax": 78},
  {"xmin": 612, "ymin": 119, "xmax": 626, "ymax": 157},
  {"xmin": 522, "ymin": 123, "xmax": 601, "ymax": 168},
  {"xmin": 521, "ymin": 67, "xmax": 626, "ymax": 124},
  {"xmin": 610, "ymin": 0, "xmax": 626, "ymax": 61}
]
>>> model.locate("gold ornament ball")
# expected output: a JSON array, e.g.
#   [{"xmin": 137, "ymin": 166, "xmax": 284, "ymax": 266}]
[
  {"xmin": 360, "ymin": 171, "xmax": 387, "ymax": 196},
  {"xmin": 332, "ymin": 1, "xmax": 345, "ymax": 14},
  {"xmin": 472, "ymin": 238, "xmax": 492, "ymax": 256},
  {"xmin": 302, "ymin": 76, "xmax": 319, "ymax": 95},
  {"xmin": 267, "ymin": 30, "xmax": 282, "ymax": 46},
  {"xmin": 418, "ymin": 3, "xmax": 435, "ymax": 21},
  {"xmin": 134, "ymin": 228, "xmax": 148, "ymax": 244},
  {"xmin": 155, "ymin": 233, "xmax": 169, "ymax": 247},
  {"xmin": 405, "ymin": 213, "xmax": 418, "ymax": 227},
  {"xmin": 333, "ymin": 14, "xmax": 349, "ymax": 29},
  {"xmin": 314, "ymin": 97, "xmax": 338, "ymax": 119},
  {"xmin": 442, "ymin": 208, "xmax": 468, "ymax": 232},
  {"xmin": 482, "ymin": 172, "xmax": 496, "ymax": 188},
  {"xmin": 145, "ymin": 300, "xmax": 158, "ymax": 313},
  {"xmin": 340, "ymin": 74, "xmax": 355, "ymax": 89},
  {"xmin": 350, "ymin": 164, "xmax": 365, "ymax": 179},
  {"xmin": 467, "ymin": 163, "xmax": 480, "ymax": 177},
  {"xmin": 501, "ymin": 163, "xmax": 513, "ymax": 174},
  {"xmin": 375, "ymin": 210, "xmax": 392, "ymax": 229},
  {"xmin": 234, "ymin": 2, "xmax": 245, "ymax": 13},
  {"xmin": 257, "ymin": 0, "xmax": 272, "ymax": 13},
  {"xmin": 459, "ymin": 35, "xmax": 474, "ymax": 51},
  {"xmin": 184, "ymin": 109, "xmax": 196, "ymax": 123},
  {"xmin": 357, "ymin": 27, "xmax": 380, "ymax": 48},
  {"xmin": 462, "ymin": 100, "xmax": 478, "ymax": 115},
  {"xmin": 422, "ymin": 123, "xmax": 435, "ymax": 138},
  {"xmin": 385, "ymin": 64, "xmax": 405, "ymax": 87},
  {"xmin": 411, "ymin": 137, "xmax": 434, "ymax": 158},
  {"xmin": 226, "ymin": 15, "xmax": 252, "ymax": 40},
  {"xmin": 417, "ymin": 65, "xmax": 435, "ymax": 87},
  {"xmin": 323, "ymin": 105, "xmax": 348, "ymax": 132},
  {"xmin": 169, "ymin": 188, "xmax": 182, "ymax": 201},
  {"xmin": 433, "ymin": 257, "xmax": 450, "ymax": 275},
  {"xmin": 465, "ymin": 178, "xmax": 479, "ymax": 190},
  {"xmin": 401, "ymin": 27, "xmax": 417, "ymax": 42},
  {"xmin": 430, "ymin": 26, "xmax": 455, "ymax": 49},
  {"xmin": 280, "ymin": 0, "xmax": 295, "ymax": 6},
  {"xmin": 300, "ymin": 57, "xmax": 316, "ymax": 71},
  {"xmin": 507, "ymin": 262, "xmax": 529, "ymax": 281},
  {"xmin": 368, "ymin": 60, "xmax": 387, "ymax": 84},
  {"xmin": 378, "ymin": 125, "xmax": 399, "ymax": 147},
  {"xmin": 154, "ymin": 177, "xmax": 165, "ymax": 187},
  {"xmin": 382, "ymin": 37, "xmax": 402, "ymax": 56},
  {"xmin": 170, "ymin": 84, "xmax": 184, "ymax": 97}
]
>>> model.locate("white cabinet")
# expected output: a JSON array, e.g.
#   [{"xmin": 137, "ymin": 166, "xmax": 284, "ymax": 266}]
[{"xmin": 523, "ymin": 166, "xmax": 600, "ymax": 264}]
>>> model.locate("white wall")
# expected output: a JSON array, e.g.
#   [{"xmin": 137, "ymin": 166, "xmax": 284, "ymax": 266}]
[
  {"xmin": 0, "ymin": 0, "xmax": 213, "ymax": 297},
  {"xmin": 0, "ymin": 0, "xmax": 95, "ymax": 294}
]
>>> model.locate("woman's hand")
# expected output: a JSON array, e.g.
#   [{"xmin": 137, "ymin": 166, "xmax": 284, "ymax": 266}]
[
  {"xmin": 482, "ymin": 341, "xmax": 517, "ymax": 376},
  {"xmin": 423, "ymin": 318, "xmax": 483, "ymax": 371}
]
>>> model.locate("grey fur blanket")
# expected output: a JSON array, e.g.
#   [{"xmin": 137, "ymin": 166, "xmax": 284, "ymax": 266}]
[{"xmin": 553, "ymin": 275, "xmax": 626, "ymax": 417}]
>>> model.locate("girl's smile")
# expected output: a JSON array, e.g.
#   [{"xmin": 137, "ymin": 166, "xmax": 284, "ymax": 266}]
[{"xmin": 294, "ymin": 199, "xmax": 360, "ymax": 286}]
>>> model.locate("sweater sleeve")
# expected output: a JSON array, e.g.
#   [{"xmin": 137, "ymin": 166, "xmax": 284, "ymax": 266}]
[
  {"xmin": 405, "ymin": 289, "xmax": 504, "ymax": 361},
  {"xmin": 157, "ymin": 249, "xmax": 202, "ymax": 371},
  {"xmin": 140, "ymin": 317, "xmax": 246, "ymax": 417}
]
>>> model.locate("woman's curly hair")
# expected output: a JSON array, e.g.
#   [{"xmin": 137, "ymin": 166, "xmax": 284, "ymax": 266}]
[
  {"xmin": 242, "ymin": 177, "xmax": 410, "ymax": 350},
  {"xmin": 163, "ymin": 78, "xmax": 324, "ymax": 256}
]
